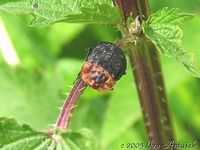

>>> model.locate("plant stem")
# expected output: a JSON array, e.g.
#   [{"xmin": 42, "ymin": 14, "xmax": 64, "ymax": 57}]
[
  {"xmin": 114, "ymin": 0, "xmax": 175, "ymax": 149},
  {"xmin": 54, "ymin": 77, "xmax": 87, "ymax": 131}
]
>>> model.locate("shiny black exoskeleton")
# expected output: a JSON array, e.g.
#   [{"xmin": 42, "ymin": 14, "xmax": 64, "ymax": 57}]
[{"xmin": 86, "ymin": 42, "xmax": 126, "ymax": 81}]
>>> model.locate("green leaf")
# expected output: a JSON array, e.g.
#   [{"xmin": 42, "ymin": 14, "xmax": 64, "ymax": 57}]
[
  {"xmin": 0, "ymin": 118, "xmax": 97, "ymax": 150},
  {"xmin": 0, "ymin": 0, "xmax": 121, "ymax": 27},
  {"xmin": 143, "ymin": 7, "xmax": 200, "ymax": 78}
]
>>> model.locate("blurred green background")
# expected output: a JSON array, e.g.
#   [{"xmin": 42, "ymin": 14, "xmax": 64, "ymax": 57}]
[{"xmin": 0, "ymin": 0, "xmax": 200, "ymax": 149}]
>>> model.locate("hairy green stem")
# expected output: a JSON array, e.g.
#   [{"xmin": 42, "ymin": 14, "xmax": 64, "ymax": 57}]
[{"xmin": 114, "ymin": 0, "xmax": 175, "ymax": 149}]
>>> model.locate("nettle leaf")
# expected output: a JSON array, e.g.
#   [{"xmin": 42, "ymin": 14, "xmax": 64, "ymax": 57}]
[
  {"xmin": 143, "ymin": 7, "xmax": 200, "ymax": 78},
  {"xmin": 0, "ymin": 0, "xmax": 121, "ymax": 27},
  {"xmin": 0, "ymin": 118, "xmax": 97, "ymax": 150}
]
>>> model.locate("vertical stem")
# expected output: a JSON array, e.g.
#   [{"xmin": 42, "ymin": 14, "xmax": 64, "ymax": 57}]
[
  {"xmin": 128, "ymin": 36, "xmax": 174, "ymax": 147},
  {"xmin": 114, "ymin": 0, "xmax": 175, "ymax": 149}
]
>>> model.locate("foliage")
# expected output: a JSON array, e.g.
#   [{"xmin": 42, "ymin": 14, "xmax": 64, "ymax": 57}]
[
  {"xmin": 143, "ymin": 7, "xmax": 200, "ymax": 78},
  {"xmin": 0, "ymin": 118, "xmax": 97, "ymax": 150},
  {"xmin": 0, "ymin": 0, "xmax": 200, "ymax": 149},
  {"xmin": 0, "ymin": 0, "xmax": 121, "ymax": 27}
]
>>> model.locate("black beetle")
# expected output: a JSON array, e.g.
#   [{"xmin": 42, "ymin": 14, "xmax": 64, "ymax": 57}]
[{"xmin": 80, "ymin": 42, "xmax": 126, "ymax": 92}]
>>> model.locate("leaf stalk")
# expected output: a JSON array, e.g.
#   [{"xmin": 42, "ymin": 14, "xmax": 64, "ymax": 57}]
[{"xmin": 54, "ymin": 77, "xmax": 87, "ymax": 131}]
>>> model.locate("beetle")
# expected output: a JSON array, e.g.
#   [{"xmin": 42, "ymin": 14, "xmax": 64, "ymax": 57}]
[{"xmin": 80, "ymin": 42, "xmax": 126, "ymax": 92}]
